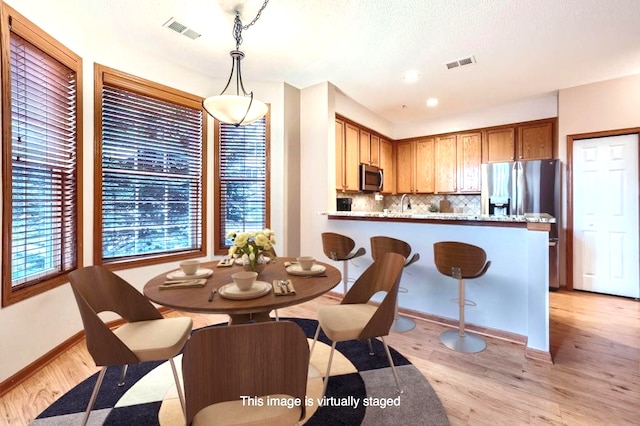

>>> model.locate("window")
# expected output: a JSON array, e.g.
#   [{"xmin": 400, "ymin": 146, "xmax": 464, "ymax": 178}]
[
  {"xmin": 95, "ymin": 65, "xmax": 206, "ymax": 267},
  {"xmin": 214, "ymin": 112, "xmax": 270, "ymax": 254},
  {"xmin": 1, "ymin": 5, "xmax": 82, "ymax": 306}
]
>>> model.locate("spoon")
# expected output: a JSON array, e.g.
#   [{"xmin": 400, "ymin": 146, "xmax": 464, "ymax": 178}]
[
  {"xmin": 208, "ymin": 288, "xmax": 217, "ymax": 302},
  {"xmin": 279, "ymin": 280, "xmax": 289, "ymax": 294}
]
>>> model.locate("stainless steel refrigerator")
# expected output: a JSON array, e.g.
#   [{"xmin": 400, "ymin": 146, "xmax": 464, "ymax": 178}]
[{"xmin": 481, "ymin": 159, "xmax": 560, "ymax": 289}]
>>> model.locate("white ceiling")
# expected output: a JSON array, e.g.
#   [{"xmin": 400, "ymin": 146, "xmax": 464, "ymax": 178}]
[{"xmin": 81, "ymin": 0, "xmax": 640, "ymax": 124}]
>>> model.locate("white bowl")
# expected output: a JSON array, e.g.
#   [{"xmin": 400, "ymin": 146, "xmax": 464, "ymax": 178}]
[
  {"xmin": 180, "ymin": 260, "xmax": 200, "ymax": 275},
  {"xmin": 232, "ymin": 271, "xmax": 258, "ymax": 291},
  {"xmin": 296, "ymin": 256, "xmax": 316, "ymax": 271}
]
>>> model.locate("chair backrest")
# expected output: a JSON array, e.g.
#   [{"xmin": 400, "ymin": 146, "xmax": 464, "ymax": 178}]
[
  {"xmin": 433, "ymin": 241, "xmax": 491, "ymax": 279},
  {"xmin": 342, "ymin": 252, "xmax": 406, "ymax": 340},
  {"xmin": 68, "ymin": 266, "xmax": 162, "ymax": 366},
  {"xmin": 370, "ymin": 236, "xmax": 420, "ymax": 267},
  {"xmin": 321, "ymin": 232, "xmax": 356, "ymax": 260},
  {"xmin": 182, "ymin": 321, "xmax": 310, "ymax": 425}
]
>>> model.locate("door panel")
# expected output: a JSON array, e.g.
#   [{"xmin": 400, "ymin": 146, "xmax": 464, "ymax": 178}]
[{"xmin": 573, "ymin": 134, "xmax": 639, "ymax": 298}]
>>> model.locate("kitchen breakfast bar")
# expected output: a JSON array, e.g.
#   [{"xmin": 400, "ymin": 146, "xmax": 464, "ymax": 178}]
[{"xmin": 322, "ymin": 212, "xmax": 554, "ymax": 362}]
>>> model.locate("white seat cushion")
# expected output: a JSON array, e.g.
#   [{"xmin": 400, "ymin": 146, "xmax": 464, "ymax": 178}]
[
  {"xmin": 193, "ymin": 394, "xmax": 303, "ymax": 426},
  {"xmin": 114, "ymin": 316, "xmax": 192, "ymax": 361},
  {"xmin": 317, "ymin": 304, "xmax": 378, "ymax": 342}
]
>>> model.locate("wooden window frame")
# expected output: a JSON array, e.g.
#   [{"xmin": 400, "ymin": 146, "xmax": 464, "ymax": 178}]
[
  {"xmin": 94, "ymin": 64, "xmax": 207, "ymax": 269},
  {"xmin": 1, "ymin": 4, "xmax": 83, "ymax": 306},
  {"xmin": 214, "ymin": 109, "xmax": 271, "ymax": 255}
]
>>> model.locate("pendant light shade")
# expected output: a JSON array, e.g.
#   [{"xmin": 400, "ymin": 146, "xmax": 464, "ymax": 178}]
[
  {"xmin": 203, "ymin": 94, "xmax": 267, "ymax": 126},
  {"xmin": 203, "ymin": 6, "xmax": 270, "ymax": 127}
]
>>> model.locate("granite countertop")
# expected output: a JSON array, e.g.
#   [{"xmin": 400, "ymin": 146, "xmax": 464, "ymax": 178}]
[{"xmin": 322, "ymin": 211, "xmax": 556, "ymax": 223}]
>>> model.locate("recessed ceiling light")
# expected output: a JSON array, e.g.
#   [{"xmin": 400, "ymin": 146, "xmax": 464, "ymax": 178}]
[
  {"xmin": 403, "ymin": 70, "xmax": 420, "ymax": 83},
  {"xmin": 426, "ymin": 98, "xmax": 439, "ymax": 107}
]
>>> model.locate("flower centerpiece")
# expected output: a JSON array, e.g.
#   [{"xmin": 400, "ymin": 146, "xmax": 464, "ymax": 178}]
[{"xmin": 226, "ymin": 228, "xmax": 277, "ymax": 273}]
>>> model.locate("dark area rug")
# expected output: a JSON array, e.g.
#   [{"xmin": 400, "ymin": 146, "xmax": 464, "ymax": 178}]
[{"xmin": 33, "ymin": 318, "xmax": 449, "ymax": 425}]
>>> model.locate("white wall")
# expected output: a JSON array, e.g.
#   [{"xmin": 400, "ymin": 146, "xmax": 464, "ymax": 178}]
[
  {"xmin": 0, "ymin": 0, "xmax": 290, "ymax": 383},
  {"xmin": 557, "ymin": 73, "xmax": 640, "ymax": 286}
]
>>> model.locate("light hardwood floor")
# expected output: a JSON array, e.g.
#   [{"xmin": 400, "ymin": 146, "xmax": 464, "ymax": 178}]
[{"xmin": 1, "ymin": 289, "xmax": 639, "ymax": 425}]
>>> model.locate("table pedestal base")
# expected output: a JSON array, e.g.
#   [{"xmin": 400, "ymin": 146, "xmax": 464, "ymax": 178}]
[{"xmin": 228, "ymin": 311, "xmax": 272, "ymax": 325}]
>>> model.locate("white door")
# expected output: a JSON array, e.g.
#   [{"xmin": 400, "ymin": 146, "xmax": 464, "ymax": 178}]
[{"xmin": 573, "ymin": 134, "xmax": 639, "ymax": 298}]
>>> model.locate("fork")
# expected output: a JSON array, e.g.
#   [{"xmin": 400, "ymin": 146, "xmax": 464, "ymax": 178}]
[{"xmin": 278, "ymin": 279, "xmax": 289, "ymax": 294}]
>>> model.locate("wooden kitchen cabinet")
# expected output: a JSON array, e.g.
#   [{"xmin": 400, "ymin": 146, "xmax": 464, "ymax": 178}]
[
  {"xmin": 379, "ymin": 138, "xmax": 394, "ymax": 193},
  {"xmin": 335, "ymin": 119, "xmax": 360, "ymax": 192},
  {"xmin": 457, "ymin": 132, "xmax": 482, "ymax": 192},
  {"xmin": 435, "ymin": 133, "xmax": 481, "ymax": 193},
  {"xmin": 396, "ymin": 138, "xmax": 434, "ymax": 193},
  {"xmin": 517, "ymin": 120, "xmax": 553, "ymax": 160},
  {"xmin": 482, "ymin": 118, "xmax": 556, "ymax": 163},
  {"xmin": 483, "ymin": 127, "xmax": 516, "ymax": 163},
  {"xmin": 435, "ymin": 135, "xmax": 458, "ymax": 193},
  {"xmin": 359, "ymin": 129, "xmax": 380, "ymax": 167}
]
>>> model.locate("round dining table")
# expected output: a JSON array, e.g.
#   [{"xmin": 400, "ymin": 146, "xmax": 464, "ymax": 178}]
[{"xmin": 144, "ymin": 257, "xmax": 341, "ymax": 324}]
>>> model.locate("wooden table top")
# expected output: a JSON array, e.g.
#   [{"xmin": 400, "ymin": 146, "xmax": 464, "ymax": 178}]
[{"xmin": 144, "ymin": 258, "xmax": 341, "ymax": 316}]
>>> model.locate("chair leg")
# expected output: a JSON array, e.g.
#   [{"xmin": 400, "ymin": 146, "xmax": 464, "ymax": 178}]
[
  {"xmin": 381, "ymin": 337, "xmax": 403, "ymax": 394},
  {"xmin": 322, "ymin": 341, "xmax": 337, "ymax": 397},
  {"xmin": 342, "ymin": 260, "xmax": 349, "ymax": 294},
  {"xmin": 274, "ymin": 309, "xmax": 280, "ymax": 321},
  {"xmin": 310, "ymin": 323, "xmax": 321, "ymax": 355},
  {"xmin": 82, "ymin": 366, "xmax": 107, "ymax": 426},
  {"xmin": 367, "ymin": 338, "xmax": 374, "ymax": 355},
  {"xmin": 117, "ymin": 364, "xmax": 128, "ymax": 387},
  {"xmin": 169, "ymin": 357, "xmax": 186, "ymax": 417}
]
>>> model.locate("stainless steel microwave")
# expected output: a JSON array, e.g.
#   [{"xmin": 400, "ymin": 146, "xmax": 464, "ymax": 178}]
[{"xmin": 359, "ymin": 164, "xmax": 383, "ymax": 192}]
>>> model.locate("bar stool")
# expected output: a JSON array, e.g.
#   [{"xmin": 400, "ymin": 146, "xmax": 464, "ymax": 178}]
[
  {"xmin": 321, "ymin": 232, "xmax": 366, "ymax": 294},
  {"xmin": 433, "ymin": 241, "xmax": 491, "ymax": 353},
  {"xmin": 370, "ymin": 236, "xmax": 420, "ymax": 333}
]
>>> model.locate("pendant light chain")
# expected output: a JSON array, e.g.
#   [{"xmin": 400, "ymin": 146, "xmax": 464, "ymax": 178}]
[{"xmin": 233, "ymin": 0, "xmax": 270, "ymax": 50}]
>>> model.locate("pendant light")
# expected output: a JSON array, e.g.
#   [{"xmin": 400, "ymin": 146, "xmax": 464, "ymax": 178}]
[{"xmin": 203, "ymin": 1, "xmax": 269, "ymax": 126}]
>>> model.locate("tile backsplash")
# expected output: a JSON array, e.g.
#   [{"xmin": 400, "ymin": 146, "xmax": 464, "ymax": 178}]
[{"xmin": 349, "ymin": 193, "xmax": 482, "ymax": 215}]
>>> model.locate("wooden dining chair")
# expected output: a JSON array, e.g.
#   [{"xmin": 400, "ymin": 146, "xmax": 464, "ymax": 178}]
[
  {"xmin": 311, "ymin": 251, "xmax": 406, "ymax": 397},
  {"xmin": 370, "ymin": 236, "xmax": 421, "ymax": 332},
  {"xmin": 68, "ymin": 266, "xmax": 192, "ymax": 426},
  {"xmin": 182, "ymin": 321, "xmax": 309, "ymax": 425}
]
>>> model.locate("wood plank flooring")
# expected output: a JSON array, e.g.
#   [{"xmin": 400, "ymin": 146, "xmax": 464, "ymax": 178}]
[{"xmin": 1, "ymin": 289, "xmax": 638, "ymax": 425}]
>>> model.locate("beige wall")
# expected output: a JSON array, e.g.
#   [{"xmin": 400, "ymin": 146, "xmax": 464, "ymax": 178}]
[{"xmin": 557, "ymin": 73, "xmax": 640, "ymax": 285}]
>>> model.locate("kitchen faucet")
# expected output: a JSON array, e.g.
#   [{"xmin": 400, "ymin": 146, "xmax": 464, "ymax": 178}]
[{"xmin": 400, "ymin": 194, "xmax": 411, "ymax": 213}]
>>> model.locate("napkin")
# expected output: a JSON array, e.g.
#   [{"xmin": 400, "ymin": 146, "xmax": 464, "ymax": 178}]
[
  {"xmin": 160, "ymin": 279, "xmax": 207, "ymax": 290},
  {"xmin": 272, "ymin": 279, "xmax": 296, "ymax": 296}
]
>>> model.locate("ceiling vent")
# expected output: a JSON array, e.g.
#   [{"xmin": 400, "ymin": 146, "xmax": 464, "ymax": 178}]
[
  {"xmin": 163, "ymin": 17, "xmax": 201, "ymax": 40},
  {"xmin": 445, "ymin": 55, "xmax": 476, "ymax": 70}
]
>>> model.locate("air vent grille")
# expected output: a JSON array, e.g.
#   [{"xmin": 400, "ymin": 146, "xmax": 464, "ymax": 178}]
[
  {"xmin": 163, "ymin": 17, "xmax": 201, "ymax": 40},
  {"xmin": 445, "ymin": 55, "xmax": 476, "ymax": 70}
]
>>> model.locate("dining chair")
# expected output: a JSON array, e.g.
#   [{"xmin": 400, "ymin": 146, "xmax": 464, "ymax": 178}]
[
  {"xmin": 182, "ymin": 321, "xmax": 309, "ymax": 425},
  {"xmin": 311, "ymin": 251, "xmax": 406, "ymax": 397},
  {"xmin": 370, "ymin": 236, "xmax": 421, "ymax": 332},
  {"xmin": 68, "ymin": 266, "xmax": 192, "ymax": 426}
]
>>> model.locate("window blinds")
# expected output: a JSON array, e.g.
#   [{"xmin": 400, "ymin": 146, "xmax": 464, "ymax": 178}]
[
  {"xmin": 218, "ymin": 118, "xmax": 267, "ymax": 247},
  {"xmin": 100, "ymin": 84, "xmax": 203, "ymax": 261},
  {"xmin": 9, "ymin": 32, "xmax": 78, "ymax": 286}
]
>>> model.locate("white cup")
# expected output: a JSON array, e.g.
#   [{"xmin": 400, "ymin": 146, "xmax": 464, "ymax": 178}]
[
  {"xmin": 296, "ymin": 256, "xmax": 315, "ymax": 271},
  {"xmin": 232, "ymin": 271, "xmax": 258, "ymax": 291},
  {"xmin": 180, "ymin": 260, "xmax": 200, "ymax": 275}
]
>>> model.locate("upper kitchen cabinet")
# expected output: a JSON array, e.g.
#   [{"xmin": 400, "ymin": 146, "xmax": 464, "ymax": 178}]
[
  {"xmin": 517, "ymin": 119, "xmax": 554, "ymax": 161},
  {"xmin": 379, "ymin": 138, "xmax": 394, "ymax": 193},
  {"xmin": 335, "ymin": 119, "xmax": 360, "ymax": 192},
  {"xmin": 435, "ymin": 133, "xmax": 481, "ymax": 193},
  {"xmin": 359, "ymin": 130, "xmax": 380, "ymax": 167},
  {"xmin": 457, "ymin": 132, "xmax": 482, "ymax": 192},
  {"xmin": 397, "ymin": 138, "xmax": 434, "ymax": 194},
  {"xmin": 482, "ymin": 118, "xmax": 556, "ymax": 163},
  {"xmin": 482, "ymin": 127, "xmax": 516, "ymax": 163}
]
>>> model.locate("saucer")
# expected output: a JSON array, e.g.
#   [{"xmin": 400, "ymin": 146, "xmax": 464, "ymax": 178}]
[
  {"xmin": 285, "ymin": 264, "xmax": 326, "ymax": 276},
  {"xmin": 218, "ymin": 281, "xmax": 271, "ymax": 300},
  {"xmin": 166, "ymin": 268, "xmax": 214, "ymax": 280}
]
